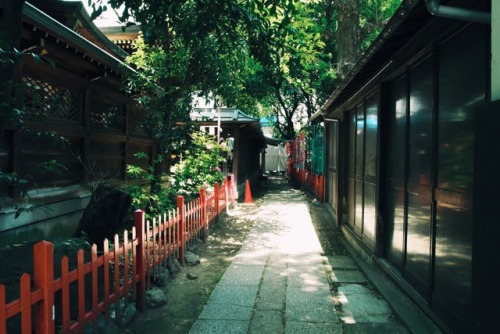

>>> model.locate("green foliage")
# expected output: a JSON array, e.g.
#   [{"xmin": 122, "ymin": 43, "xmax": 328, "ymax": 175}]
[
  {"xmin": 0, "ymin": 47, "xmax": 54, "ymax": 68},
  {"xmin": 90, "ymin": 0, "xmax": 402, "ymax": 143},
  {"xmin": 125, "ymin": 131, "xmax": 227, "ymax": 218},
  {"xmin": 360, "ymin": 0, "xmax": 402, "ymax": 49},
  {"xmin": 170, "ymin": 131, "xmax": 228, "ymax": 196},
  {"xmin": 125, "ymin": 153, "xmax": 176, "ymax": 218},
  {"xmin": 0, "ymin": 171, "xmax": 29, "ymax": 188},
  {"xmin": 38, "ymin": 159, "xmax": 69, "ymax": 175}
]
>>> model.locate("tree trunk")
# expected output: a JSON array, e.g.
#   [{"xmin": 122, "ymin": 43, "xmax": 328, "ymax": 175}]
[
  {"xmin": 150, "ymin": 114, "xmax": 173, "ymax": 196},
  {"xmin": 334, "ymin": 0, "xmax": 360, "ymax": 79},
  {"xmin": 149, "ymin": 92, "xmax": 177, "ymax": 198}
]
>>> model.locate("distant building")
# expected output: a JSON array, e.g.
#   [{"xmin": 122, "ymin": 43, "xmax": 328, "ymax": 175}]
[{"xmin": 192, "ymin": 108, "xmax": 267, "ymax": 196}]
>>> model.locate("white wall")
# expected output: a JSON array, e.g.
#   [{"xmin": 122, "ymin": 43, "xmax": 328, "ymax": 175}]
[{"xmin": 493, "ymin": 1, "xmax": 500, "ymax": 101}]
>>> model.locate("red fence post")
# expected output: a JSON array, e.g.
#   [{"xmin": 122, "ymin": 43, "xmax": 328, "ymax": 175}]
[
  {"xmin": 226, "ymin": 176, "xmax": 233, "ymax": 204},
  {"xmin": 0, "ymin": 284, "xmax": 6, "ymax": 334},
  {"xmin": 177, "ymin": 196, "xmax": 186, "ymax": 266},
  {"xmin": 224, "ymin": 178, "xmax": 229, "ymax": 212},
  {"xmin": 214, "ymin": 182, "xmax": 220, "ymax": 222},
  {"xmin": 199, "ymin": 188, "xmax": 207, "ymax": 241},
  {"xmin": 134, "ymin": 210, "xmax": 146, "ymax": 312},
  {"xmin": 232, "ymin": 176, "xmax": 236, "ymax": 203},
  {"xmin": 33, "ymin": 240, "xmax": 55, "ymax": 334}
]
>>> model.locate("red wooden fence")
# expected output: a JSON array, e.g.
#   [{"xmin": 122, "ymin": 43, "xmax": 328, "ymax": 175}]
[
  {"xmin": 0, "ymin": 177, "xmax": 236, "ymax": 334},
  {"xmin": 289, "ymin": 168, "xmax": 325, "ymax": 202}
]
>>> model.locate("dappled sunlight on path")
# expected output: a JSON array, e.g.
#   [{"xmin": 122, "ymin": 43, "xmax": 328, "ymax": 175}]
[{"xmin": 190, "ymin": 176, "xmax": 341, "ymax": 334}]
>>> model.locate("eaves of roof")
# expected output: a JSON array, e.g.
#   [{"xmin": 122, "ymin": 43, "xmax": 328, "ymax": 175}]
[
  {"xmin": 192, "ymin": 108, "xmax": 261, "ymax": 124},
  {"xmin": 192, "ymin": 107, "xmax": 267, "ymax": 149},
  {"xmin": 265, "ymin": 137, "xmax": 285, "ymax": 146},
  {"xmin": 24, "ymin": 1, "xmax": 134, "ymax": 77},
  {"xmin": 30, "ymin": 0, "xmax": 129, "ymax": 59}
]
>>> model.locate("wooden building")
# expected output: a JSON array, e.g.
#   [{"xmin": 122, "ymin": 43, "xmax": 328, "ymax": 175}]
[
  {"xmin": 311, "ymin": 0, "xmax": 498, "ymax": 332},
  {"xmin": 0, "ymin": 1, "xmax": 153, "ymax": 234}
]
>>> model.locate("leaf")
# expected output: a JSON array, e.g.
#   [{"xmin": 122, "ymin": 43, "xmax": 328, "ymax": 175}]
[
  {"xmin": 32, "ymin": 54, "xmax": 42, "ymax": 63},
  {"xmin": 90, "ymin": 5, "xmax": 103, "ymax": 21}
]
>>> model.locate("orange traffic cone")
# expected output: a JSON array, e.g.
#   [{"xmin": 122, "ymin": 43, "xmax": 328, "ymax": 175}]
[{"xmin": 244, "ymin": 179, "xmax": 253, "ymax": 203}]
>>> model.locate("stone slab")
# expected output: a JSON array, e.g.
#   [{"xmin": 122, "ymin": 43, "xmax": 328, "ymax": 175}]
[
  {"xmin": 330, "ymin": 269, "xmax": 367, "ymax": 283},
  {"xmin": 285, "ymin": 321, "xmax": 343, "ymax": 334},
  {"xmin": 286, "ymin": 265, "xmax": 330, "ymax": 288},
  {"xmin": 286, "ymin": 303, "xmax": 339, "ymax": 323},
  {"xmin": 189, "ymin": 319, "xmax": 249, "ymax": 334},
  {"xmin": 286, "ymin": 286, "xmax": 334, "ymax": 306},
  {"xmin": 343, "ymin": 322, "xmax": 411, "ymax": 334},
  {"xmin": 207, "ymin": 284, "xmax": 259, "ymax": 306},
  {"xmin": 218, "ymin": 264, "xmax": 265, "ymax": 286},
  {"xmin": 248, "ymin": 309, "xmax": 284, "ymax": 334},
  {"xmin": 335, "ymin": 284, "xmax": 393, "ymax": 324},
  {"xmin": 327, "ymin": 255, "xmax": 359, "ymax": 270},
  {"xmin": 197, "ymin": 303, "xmax": 254, "ymax": 321}
]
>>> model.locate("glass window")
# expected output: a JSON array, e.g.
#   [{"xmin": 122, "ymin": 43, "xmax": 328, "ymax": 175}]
[
  {"xmin": 355, "ymin": 104, "xmax": 365, "ymax": 177},
  {"xmin": 437, "ymin": 25, "xmax": 486, "ymax": 191},
  {"xmin": 365, "ymin": 94, "xmax": 378, "ymax": 177},
  {"xmin": 388, "ymin": 76, "xmax": 407, "ymax": 180},
  {"xmin": 409, "ymin": 57, "xmax": 433, "ymax": 186}
]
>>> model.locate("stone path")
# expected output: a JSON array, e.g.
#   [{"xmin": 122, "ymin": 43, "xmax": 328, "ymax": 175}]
[{"xmin": 189, "ymin": 177, "xmax": 412, "ymax": 333}]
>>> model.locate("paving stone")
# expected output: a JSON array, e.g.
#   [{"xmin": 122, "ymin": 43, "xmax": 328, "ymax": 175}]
[
  {"xmin": 218, "ymin": 264, "xmax": 265, "ymax": 286},
  {"xmin": 286, "ymin": 286, "xmax": 334, "ymax": 306},
  {"xmin": 207, "ymin": 284, "xmax": 259, "ymax": 306},
  {"xmin": 232, "ymin": 250, "xmax": 269, "ymax": 265},
  {"xmin": 327, "ymin": 255, "xmax": 359, "ymax": 270},
  {"xmin": 285, "ymin": 321, "xmax": 343, "ymax": 334},
  {"xmin": 248, "ymin": 309, "xmax": 284, "ymax": 334},
  {"xmin": 197, "ymin": 303, "xmax": 254, "ymax": 321},
  {"xmin": 256, "ymin": 272, "xmax": 287, "ymax": 310},
  {"xmin": 330, "ymin": 269, "xmax": 367, "ymax": 283},
  {"xmin": 286, "ymin": 303, "xmax": 339, "ymax": 323},
  {"xmin": 342, "ymin": 322, "xmax": 411, "ymax": 333},
  {"xmin": 189, "ymin": 320, "xmax": 249, "ymax": 334},
  {"xmin": 286, "ymin": 265, "xmax": 330, "ymax": 288},
  {"xmin": 336, "ymin": 284, "xmax": 392, "ymax": 324}
]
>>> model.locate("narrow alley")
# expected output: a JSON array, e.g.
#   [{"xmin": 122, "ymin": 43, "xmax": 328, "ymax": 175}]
[{"xmin": 188, "ymin": 176, "xmax": 430, "ymax": 334}]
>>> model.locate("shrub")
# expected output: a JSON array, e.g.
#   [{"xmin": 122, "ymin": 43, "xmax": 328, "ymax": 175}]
[{"xmin": 170, "ymin": 131, "xmax": 228, "ymax": 196}]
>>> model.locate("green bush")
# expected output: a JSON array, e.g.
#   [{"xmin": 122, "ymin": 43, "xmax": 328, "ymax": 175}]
[
  {"xmin": 170, "ymin": 131, "xmax": 228, "ymax": 196},
  {"xmin": 125, "ymin": 131, "xmax": 228, "ymax": 219}
]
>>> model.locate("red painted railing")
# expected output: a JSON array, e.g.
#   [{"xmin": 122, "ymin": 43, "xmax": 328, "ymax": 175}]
[
  {"xmin": 0, "ymin": 177, "xmax": 236, "ymax": 334},
  {"xmin": 289, "ymin": 168, "xmax": 325, "ymax": 202}
]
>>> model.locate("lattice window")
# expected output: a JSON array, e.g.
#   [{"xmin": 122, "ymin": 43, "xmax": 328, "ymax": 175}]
[
  {"xmin": 90, "ymin": 100, "xmax": 125, "ymax": 131},
  {"xmin": 23, "ymin": 77, "xmax": 82, "ymax": 122}
]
